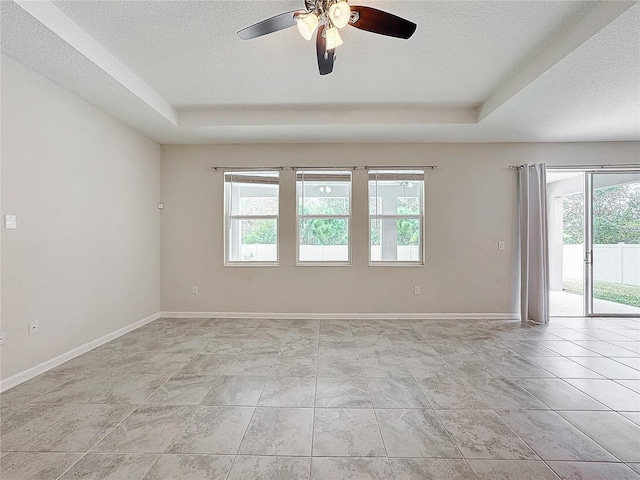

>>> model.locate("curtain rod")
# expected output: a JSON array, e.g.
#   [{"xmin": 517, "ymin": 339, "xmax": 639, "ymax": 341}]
[
  {"xmin": 364, "ymin": 165, "xmax": 439, "ymax": 170},
  {"xmin": 510, "ymin": 164, "xmax": 640, "ymax": 169},
  {"xmin": 210, "ymin": 165, "xmax": 439, "ymax": 171},
  {"xmin": 210, "ymin": 166, "xmax": 356, "ymax": 171}
]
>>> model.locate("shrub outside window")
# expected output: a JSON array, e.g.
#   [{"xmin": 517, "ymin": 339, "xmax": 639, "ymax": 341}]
[{"xmin": 297, "ymin": 170, "xmax": 352, "ymax": 264}]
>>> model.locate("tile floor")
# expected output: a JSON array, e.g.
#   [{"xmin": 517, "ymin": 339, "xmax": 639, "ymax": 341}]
[{"xmin": 1, "ymin": 317, "xmax": 639, "ymax": 479}]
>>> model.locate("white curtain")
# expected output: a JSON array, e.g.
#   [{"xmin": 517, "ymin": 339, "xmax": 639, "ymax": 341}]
[{"xmin": 518, "ymin": 163, "xmax": 549, "ymax": 324}]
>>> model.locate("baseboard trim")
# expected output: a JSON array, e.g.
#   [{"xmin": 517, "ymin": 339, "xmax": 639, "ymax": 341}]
[
  {"xmin": 159, "ymin": 311, "xmax": 520, "ymax": 321},
  {"xmin": 0, "ymin": 312, "xmax": 161, "ymax": 393}
]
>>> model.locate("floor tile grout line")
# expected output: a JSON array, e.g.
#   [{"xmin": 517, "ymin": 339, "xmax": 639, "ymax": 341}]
[
  {"xmin": 50, "ymin": 400, "xmax": 149, "ymax": 480},
  {"xmin": 572, "ymin": 339, "xmax": 640, "ymax": 356},
  {"xmin": 159, "ymin": 403, "xmax": 202, "ymax": 456},
  {"xmin": 350, "ymin": 321, "xmax": 399, "ymax": 480},
  {"xmin": 541, "ymin": 460, "xmax": 568, "ymax": 480},
  {"xmin": 464, "ymin": 351, "xmax": 630, "ymax": 413},
  {"xmin": 430, "ymin": 408, "xmax": 483, "ymax": 467},
  {"xmin": 567, "ymin": 354, "xmax": 640, "ymax": 377},
  {"xmin": 309, "ymin": 329, "xmax": 320, "ymax": 472},
  {"xmin": 561, "ymin": 376, "xmax": 639, "ymax": 411},
  {"xmin": 221, "ymin": 320, "xmax": 265, "ymax": 480},
  {"xmin": 84, "ymin": 400, "xmax": 148, "ymax": 454},
  {"xmin": 611, "ymin": 378, "xmax": 640, "ymax": 395},
  {"xmin": 141, "ymin": 373, "xmax": 176, "ymax": 405},
  {"xmin": 358, "ymin": 329, "xmax": 391, "ymax": 461},
  {"xmin": 525, "ymin": 355, "xmax": 606, "ymax": 380},
  {"xmin": 556, "ymin": 410, "xmax": 637, "ymax": 464},
  {"xmin": 513, "ymin": 377, "xmax": 612, "ymax": 412},
  {"xmin": 223, "ymin": 453, "xmax": 239, "ymax": 480},
  {"xmin": 232, "ymin": 403, "xmax": 258, "ymax": 458},
  {"xmin": 437, "ymin": 360, "xmax": 553, "ymax": 464},
  {"xmin": 4, "ymin": 403, "xmax": 76, "ymax": 454},
  {"xmin": 137, "ymin": 453, "xmax": 162, "ymax": 480},
  {"xmin": 53, "ymin": 451, "xmax": 90, "ymax": 480},
  {"xmin": 479, "ymin": 406, "xmax": 545, "ymax": 462},
  {"xmin": 0, "ymin": 373, "xmax": 72, "ymax": 405},
  {"xmin": 486, "ymin": 403, "xmax": 638, "ymax": 466}
]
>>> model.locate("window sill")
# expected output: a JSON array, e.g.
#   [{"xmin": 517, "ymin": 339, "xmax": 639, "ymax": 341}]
[
  {"xmin": 224, "ymin": 262, "xmax": 279, "ymax": 267},
  {"xmin": 296, "ymin": 261, "xmax": 352, "ymax": 267},
  {"xmin": 368, "ymin": 261, "xmax": 424, "ymax": 267}
]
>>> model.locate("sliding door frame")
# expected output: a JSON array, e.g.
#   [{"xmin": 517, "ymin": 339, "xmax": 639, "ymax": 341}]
[
  {"xmin": 585, "ymin": 168, "xmax": 640, "ymax": 318},
  {"xmin": 547, "ymin": 165, "xmax": 640, "ymax": 318},
  {"xmin": 584, "ymin": 172, "xmax": 593, "ymax": 316}
]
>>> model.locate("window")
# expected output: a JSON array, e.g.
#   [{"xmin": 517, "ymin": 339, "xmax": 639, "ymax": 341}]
[
  {"xmin": 297, "ymin": 170, "xmax": 352, "ymax": 264},
  {"xmin": 224, "ymin": 171, "xmax": 279, "ymax": 264},
  {"xmin": 369, "ymin": 169, "xmax": 424, "ymax": 264}
]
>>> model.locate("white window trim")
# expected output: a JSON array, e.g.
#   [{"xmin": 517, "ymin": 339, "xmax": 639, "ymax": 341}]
[
  {"xmin": 224, "ymin": 171, "xmax": 279, "ymax": 267},
  {"xmin": 368, "ymin": 171, "xmax": 425, "ymax": 266},
  {"xmin": 296, "ymin": 170, "xmax": 352, "ymax": 266}
]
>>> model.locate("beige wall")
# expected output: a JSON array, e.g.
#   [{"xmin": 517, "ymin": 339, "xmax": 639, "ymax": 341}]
[
  {"xmin": 160, "ymin": 142, "xmax": 638, "ymax": 315},
  {"xmin": 1, "ymin": 56, "xmax": 161, "ymax": 381}
]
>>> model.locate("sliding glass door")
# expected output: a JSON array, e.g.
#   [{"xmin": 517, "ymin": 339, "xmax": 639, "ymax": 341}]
[
  {"xmin": 548, "ymin": 168, "xmax": 640, "ymax": 317},
  {"xmin": 548, "ymin": 170, "xmax": 585, "ymax": 316},
  {"xmin": 587, "ymin": 171, "xmax": 640, "ymax": 316}
]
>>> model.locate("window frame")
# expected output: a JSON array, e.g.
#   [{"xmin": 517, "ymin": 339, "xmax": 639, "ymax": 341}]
[
  {"xmin": 224, "ymin": 170, "xmax": 280, "ymax": 267},
  {"xmin": 296, "ymin": 170, "xmax": 353, "ymax": 266},
  {"xmin": 368, "ymin": 169, "xmax": 425, "ymax": 266}
]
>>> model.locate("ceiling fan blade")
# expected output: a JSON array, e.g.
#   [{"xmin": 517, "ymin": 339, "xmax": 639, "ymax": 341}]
[
  {"xmin": 237, "ymin": 10, "xmax": 298, "ymax": 40},
  {"xmin": 316, "ymin": 24, "xmax": 335, "ymax": 75},
  {"xmin": 349, "ymin": 6, "xmax": 417, "ymax": 39}
]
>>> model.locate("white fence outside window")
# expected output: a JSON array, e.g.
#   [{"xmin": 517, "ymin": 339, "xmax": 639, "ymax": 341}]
[{"xmin": 563, "ymin": 244, "xmax": 640, "ymax": 286}]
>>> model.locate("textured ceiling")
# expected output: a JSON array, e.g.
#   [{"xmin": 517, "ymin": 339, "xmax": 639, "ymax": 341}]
[{"xmin": 1, "ymin": 0, "xmax": 639, "ymax": 144}]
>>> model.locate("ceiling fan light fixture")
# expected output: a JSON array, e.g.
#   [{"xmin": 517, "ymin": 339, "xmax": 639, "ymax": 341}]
[
  {"xmin": 296, "ymin": 12, "xmax": 319, "ymax": 40},
  {"xmin": 325, "ymin": 26, "xmax": 343, "ymax": 49},
  {"xmin": 328, "ymin": 1, "xmax": 351, "ymax": 28},
  {"xmin": 237, "ymin": 1, "xmax": 417, "ymax": 75}
]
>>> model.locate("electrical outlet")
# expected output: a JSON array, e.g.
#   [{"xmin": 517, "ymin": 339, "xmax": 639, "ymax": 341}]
[
  {"xmin": 0, "ymin": 331, "xmax": 5, "ymax": 346},
  {"xmin": 191, "ymin": 285, "xmax": 199, "ymax": 295},
  {"xmin": 29, "ymin": 321, "xmax": 38, "ymax": 335},
  {"xmin": 413, "ymin": 286, "xmax": 421, "ymax": 295},
  {"xmin": 498, "ymin": 241, "xmax": 505, "ymax": 251}
]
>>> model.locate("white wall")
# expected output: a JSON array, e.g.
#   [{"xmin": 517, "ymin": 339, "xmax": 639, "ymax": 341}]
[{"xmin": 1, "ymin": 56, "xmax": 161, "ymax": 382}]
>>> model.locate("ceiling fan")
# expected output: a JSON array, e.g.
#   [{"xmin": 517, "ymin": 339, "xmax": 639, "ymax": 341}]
[{"xmin": 237, "ymin": 0, "xmax": 417, "ymax": 75}]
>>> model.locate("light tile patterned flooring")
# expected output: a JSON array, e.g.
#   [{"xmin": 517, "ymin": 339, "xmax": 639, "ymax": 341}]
[{"xmin": 1, "ymin": 317, "xmax": 639, "ymax": 479}]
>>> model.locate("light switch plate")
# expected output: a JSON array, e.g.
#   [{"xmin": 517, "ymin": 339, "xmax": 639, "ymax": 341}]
[{"xmin": 5, "ymin": 215, "xmax": 17, "ymax": 229}]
